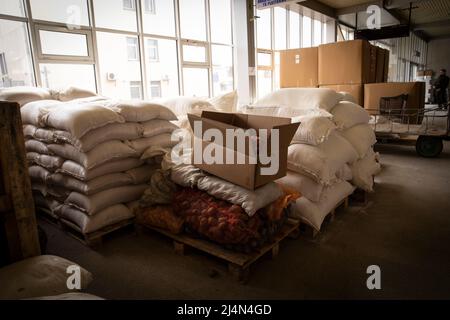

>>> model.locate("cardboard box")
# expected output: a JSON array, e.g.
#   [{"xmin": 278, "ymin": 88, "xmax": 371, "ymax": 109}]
[
  {"xmin": 376, "ymin": 47, "xmax": 385, "ymax": 83},
  {"xmin": 318, "ymin": 40, "xmax": 373, "ymax": 86},
  {"xmin": 320, "ymin": 84, "xmax": 364, "ymax": 106},
  {"xmin": 383, "ymin": 48, "xmax": 390, "ymax": 82},
  {"xmin": 280, "ymin": 47, "xmax": 318, "ymax": 88},
  {"xmin": 188, "ymin": 111, "xmax": 299, "ymax": 190},
  {"xmin": 364, "ymin": 82, "xmax": 426, "ymax": 123},
  {"xmin": 370, "ymin": 45, "xmax": 378, "ymax": 83}
]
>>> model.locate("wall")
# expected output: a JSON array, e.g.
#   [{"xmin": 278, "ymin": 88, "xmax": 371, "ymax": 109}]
[{"xmin": 427, "ymin": 38, "xmax": 450, "ymax": 76}]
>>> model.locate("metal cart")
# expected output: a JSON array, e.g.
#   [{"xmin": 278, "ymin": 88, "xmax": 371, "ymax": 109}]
[{"xmin": 368, "ymin": 105, "xmax": 450, "ymax": 158}]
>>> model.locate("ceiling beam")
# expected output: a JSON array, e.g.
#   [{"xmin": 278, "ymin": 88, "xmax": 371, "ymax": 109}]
[
  {"xmin": 414, "ymin": 19, "xmax": 450, "ymax": 30},
  {"xmin": 297, "ymin": 0, "xmax": 336, "ymax": 18}
]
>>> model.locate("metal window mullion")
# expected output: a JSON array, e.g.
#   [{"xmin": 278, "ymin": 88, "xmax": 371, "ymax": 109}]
[
  {"xmin": 136, "ymin": 0, "xmax": 148, "ymax": 100},
  {"xmin": 88, "ymin": 0, "xmax": 101, "ymax": 94},
  {"xmin": 0, "ymin": 13, "xmax": 28, "ymax": 22},
  {"xmin": 24, "ymin": 0, "xmax": 41, "ymax": 87},
  {"xmin": 229, "ymin": 0, "xmax": 235, "ymax": 92},
  {"xmin": 174, "ymin": 0, "xmax": 184, "ymax": 95},
  {"xmin": 286, "ymin": 6, "xmax": 290, "ymax": 49},
  {"xmin": 299, "ymin": 13, "xmax": 303, "ymax": 48},
  {"xmin": 206, "ymin": 0, "xmax": 212, "ymax": 97},
  {"xmin": 270, "ymin": 7, "xmax": 273, "ymax": 92}
]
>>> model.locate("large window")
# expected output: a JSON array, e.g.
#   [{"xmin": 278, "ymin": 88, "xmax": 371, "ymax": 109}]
[
  {"xmin": 255, "ymin": 5, "xmax": 331, "ymax": 98},
  {"xmin": 1, "ymin": 0, "xmax": 235, "ymax": 98},
  {"xmin": 93, "ymin": 0, "xmax": 137, "ymax": 32},
  {"xmin": 210, "ymin": 0, "xmax": 232, "ymax": 44},
  {"xmin": 30, "ymin": 0, "xmax": 90, "ymax": 26},
  {"xmin": 144, "ymin": 37, "xmax": 179, "ymax": 98},
  {"xmin": 141, "ymin": 0, "xmax": 175, "ymax": 37},
  {"xmin": 0, "ymin": 19, "xmax": 35, "ymax": 87},
  {"xmin": 179, "ymin": 0, "xmax": 206, "ymax": 41},
  {"xmin": 96, "ymin": 32, "xmax": 141, "ymax": 99}
]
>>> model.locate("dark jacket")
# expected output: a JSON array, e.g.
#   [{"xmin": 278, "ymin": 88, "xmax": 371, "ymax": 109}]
[{"xmin": 436, "ymin": 74, "xmax": 450, "ymax": 90}]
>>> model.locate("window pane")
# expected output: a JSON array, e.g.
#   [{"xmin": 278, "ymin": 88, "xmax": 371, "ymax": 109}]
[
  {"xmin": 96, "ymin": 32, "xmax": 142, "ymax": 99},
  {"xmin": 141, "ymin": 0, "xmax": 175, "ymax": 37},
  {"xmin": 274, "ymin": 7, "xmax": 286, "ymax": 50},
  {"xmin": 274, "ymin": 51, "xmax": 280, "ymax": 91},
  {"xmin": 0, "ymin": 0, "xmax": 25, "ymax": 17},
  {"xmin": 93, "ymin": 0, "xmax": 137, "ymax": 32},
  {"xmin": 313, "ymin": 19, "xmax": 322, "ymax": 46},
  {"xmin": 257, "ymin": 52, "xmax": 272, "ymax": 67},
  {"xmin": 39, "ymin": 30, "xmax": 88, "ymax": 56},
  {"xmin": 257, "ymin": 69, "xmax": 271, "ymax": 99},
  {"xmin": 179, "ymin": 0, "xmax": 206, "ymax": 41},
  {"xmin": 212, "ymin": 45, "xmax": 233, "ymax": 96},
  {"xmin": 182, "ymin": 44, "xmax": 207, "ymax": 63},
  {"xmin": 210, "ymin": 0, "xmax": 232, "ymax": 44},
  {"xmin": 145, "ymin": 38, "xmax": 179, "ymax": 98},
  {"xmin": 0, "ymin": 20, "xmax": 34, "ymax": 87},
  {"xmin": 256, "ymin": 9, "xmax": 271, "ymax": 49},
  {"xmin": 40, "ymin": 64, "xmax": 95, "ymax": 91},
  {"xmin": 289, "ymin": 10, "xmax": 300, "ymax": 49},
  {"xmin": 30, "ymin": 0, "xmax": 89, "ymax": 26},
  {"xmin": 302, "ymin": 15, "xmax": 311, "ymax": 47},
  {"xmin": 183, "ymin": 68, "xmax": 208, "ymax": 97}
]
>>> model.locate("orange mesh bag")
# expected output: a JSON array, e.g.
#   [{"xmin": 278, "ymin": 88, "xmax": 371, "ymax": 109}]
[{"xmin": 136, "ymin": 205, "xmax": 184, "ymax": 234}]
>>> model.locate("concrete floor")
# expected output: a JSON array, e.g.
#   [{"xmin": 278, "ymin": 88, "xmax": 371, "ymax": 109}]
[{"xmin": 40, "ymin": 141, "xmax": 450, "ymax": 300}]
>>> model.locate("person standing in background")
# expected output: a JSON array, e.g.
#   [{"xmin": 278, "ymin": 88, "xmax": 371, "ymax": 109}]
[{"xmin": 435, "ymin": 69, "xmax": 449, "ymax": 109}]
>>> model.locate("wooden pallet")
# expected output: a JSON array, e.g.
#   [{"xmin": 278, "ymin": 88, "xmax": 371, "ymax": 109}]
[
  {"xmin": 58, "ymin": 218, "xmax": 136, "ymax": 247},
  {"xmin": 137, "ymin": 218, "xmax": 301, "ymax": 283}
]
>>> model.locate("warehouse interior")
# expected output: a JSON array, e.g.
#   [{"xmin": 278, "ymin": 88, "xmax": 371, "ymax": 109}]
[{"xmin": 0, "ymin": 0, "xmax": 449, "ymax": 301}]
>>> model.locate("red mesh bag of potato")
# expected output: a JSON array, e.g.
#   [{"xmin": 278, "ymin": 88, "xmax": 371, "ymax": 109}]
[{"xmin": 136, "ymin": 205, "xmax": 184, "ymax": 234}]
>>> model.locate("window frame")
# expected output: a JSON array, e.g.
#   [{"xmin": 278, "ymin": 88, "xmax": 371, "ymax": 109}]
[
  {"xmin": 0, "ymin": 0, "xmax": 236, "ymax": 99},
  {"xmin": 126, "ymin": 36, "xmax": 139, "ymax": 61},
  {"xmin": 34, "ymin": 24, "xmax": 94, "ymax": 63}
]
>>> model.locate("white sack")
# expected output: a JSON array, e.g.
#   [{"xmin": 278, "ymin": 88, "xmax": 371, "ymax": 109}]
[
  {"xmin": 341, "ymin": 124, "xmax": 377, "ymax": 159},
  {"xmin": 106, "ymin": 100, "xmax": 177, "ymax": 122},
  {"xmin": 52, "ymin": 86, "xmax": 97, "ymax": 102},
  {"xmin": 330, "ymin": 101, "xmax": 370, "ymax": 130},
  {"xmin": 48, "ymin": 140, "xmax": 137, "ymax": 169},
  {"xmin": 291, "ymin": 116, "xmax": 337, "ymax": 146},
  {"xmin": 27, "ymin": 153, "xmax": 64, "ymax": 171},
  {"xmin": 336, "ymin": 164, "xmax": 353, "ymax": 181},
  {"xmin": 0, "ymin": 86, "xmax": 52, "ymax": 107},
  {"xmin": 127, "ymin": 133, "xmax": 177, "ymax": 154},
  {"xmin": 208, "ymin": 91, "xmax": 238, "ymax": 113},
  {"xmin": 42, "ymin": 101, "xmax": 125, "ymax": 138},
  {"xmin": 65, "ymin": 184, "xmax": 148, "ymax": 215},
  {"xmin": 171, "ymin": 164, "xmax": 206, "ymax": 188},
  {"xmin": 57, "ymin": 158, "xmax": 143, "ymax": 181},
  {"xmin": 197, "ymin": 176, "xmax": 283, "ymax": 216},
  {"xmin": 29, "ymin": 165, "xmax": 51, "ymax": 183},
  {"xmin": 58, "ymin": 204, "xmax": 134, "ymax": 234},
  {"xmin": 351, "ymin": 149, "xmax": 381, "ymax": 192},
  {"xmin": 125, "ymin": 165, "xmax": 157, "ymax": 184},
  {"xmin": 49, "ymin": 173, "xmax": 133, "ymax": 196},
  {"xmin": 141, "ymin": 119, "xmax": 178, "ymax": 138},
  {"xmin": 0, "ymin": 255, "xmax": 92, "ymax": 300},
  {"xmin": 276, "ymin": 171, "xmax": 325, "ymax": 203},
  {"xmin": 21, "ymin": 100, "xmax": 63, "ymax": 125},
  {"xmin": 154, "ymin": 96, "xmax": 214, "ymax": 116},
  {"xmin": 288, "ymin": 132, "xmax": 358, "ymax": 185},
  {"xmin": 290, "ymin": 180, "xmax": 355, "ymax": 231},
  {"xmin": 338, "ymin": 92, "xmax": 357, "ymax": 104},
  {"xmin": 255, "ymin": 88, "xmax": 341, "ymax": 112},
  {"xmin": 25, "ymin": 139, "xmax": 51, "ymax": 155}
]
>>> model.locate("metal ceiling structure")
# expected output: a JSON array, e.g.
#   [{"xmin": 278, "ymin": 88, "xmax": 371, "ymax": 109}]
[{"xmin": 297, "ymin": 0, "xmax": 450, "ymax": 41}]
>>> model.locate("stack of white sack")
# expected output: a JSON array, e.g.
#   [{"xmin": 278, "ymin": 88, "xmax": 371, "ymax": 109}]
[
  {"xmin": 241, "ymin": 88, "xmax": 381, "ymax": 231},
  {"xmin": 20, "ymin": 88, "xmax": 179, "ymax": 235}
]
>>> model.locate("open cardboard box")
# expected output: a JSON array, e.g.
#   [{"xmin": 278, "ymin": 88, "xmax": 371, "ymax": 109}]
[{"xmin": 188, "ymin": 111, "xmax": 299, "ymax": 190}]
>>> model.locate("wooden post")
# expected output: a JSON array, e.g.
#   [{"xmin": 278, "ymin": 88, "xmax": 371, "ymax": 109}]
[{"xmin": 0, "ymin": 102, "xmax": 41, "ymax": 263}]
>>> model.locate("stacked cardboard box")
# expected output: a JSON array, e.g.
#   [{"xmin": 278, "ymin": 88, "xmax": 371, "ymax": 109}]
[
  {"xmin": 279, "ymin": 40, "xmax": 390, "ymax": 106},
  {"xmin": 280, "ymin": 47, "xmax": 319, "ymax": 88}
]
